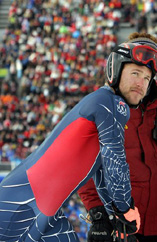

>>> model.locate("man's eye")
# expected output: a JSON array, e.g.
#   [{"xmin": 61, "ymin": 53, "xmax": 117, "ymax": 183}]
[
  {"xmin": 132, "ymin": 72, "xmax": 138, "ymax": 76},
  {"xmin": 145, "ymin": 77, "xmax": 150, "ymax": 82}
]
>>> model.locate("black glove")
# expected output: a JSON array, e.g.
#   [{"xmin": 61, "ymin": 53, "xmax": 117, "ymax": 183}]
[
  {"xmin": 114, "ymin": 198, "xmax": 140, "ymax": 235},
  {"xmin": 111, "ymin": 198, "xmax": 140, "ymax": 242},
  {"xmin": 87, "ymin": 206, "xmax": 113, "ymax": 242}
]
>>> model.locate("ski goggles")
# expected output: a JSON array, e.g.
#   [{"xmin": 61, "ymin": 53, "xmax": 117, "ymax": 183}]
[{"xmin": 115, "ymin": 45, "xmax": 157, "ymax": 73}]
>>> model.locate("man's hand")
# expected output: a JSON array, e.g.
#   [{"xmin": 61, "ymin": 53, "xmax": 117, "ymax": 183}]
[
  {"xmin": 111, "ymin": 198, "xmax": 140, "ymax": 242},
  {"xmin": 87, "ymin": 206, "xmax": 113, "ymax": 242}
]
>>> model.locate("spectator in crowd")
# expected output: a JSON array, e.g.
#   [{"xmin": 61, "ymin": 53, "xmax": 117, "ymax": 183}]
[
  {"xmin": 78, "ymin": 33, "xmax": 157, "ymax": 242},
  {"xmin": 0, "ymin": 31, "xmax": 156, "ymax": 241}
]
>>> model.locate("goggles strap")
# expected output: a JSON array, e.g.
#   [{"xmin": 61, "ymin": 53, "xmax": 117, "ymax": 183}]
[{"xmin": 113, "ymin": 46, "xmax": 131, "ymax": 59}]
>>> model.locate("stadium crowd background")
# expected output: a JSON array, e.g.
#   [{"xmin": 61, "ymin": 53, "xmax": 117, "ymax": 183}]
[{"xmin": 0, "ymin": 0, "xmax": 156, "ymax": 241}]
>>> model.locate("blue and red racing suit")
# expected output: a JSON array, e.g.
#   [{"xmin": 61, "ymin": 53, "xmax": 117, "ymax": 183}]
[{"xmin": 0, "ymin": 86, "xmax": 131, "ymax": 242}]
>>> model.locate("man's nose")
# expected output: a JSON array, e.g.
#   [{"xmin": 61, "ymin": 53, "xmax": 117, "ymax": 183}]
[{"xmin": 136, "ymin": 77, "xmax": 145, "ymax": 87}]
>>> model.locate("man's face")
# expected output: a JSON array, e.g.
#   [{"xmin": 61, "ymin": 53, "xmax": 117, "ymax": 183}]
[{"xmin": 119, "ymin": 63, "xmax": 152, "ymax": 105}]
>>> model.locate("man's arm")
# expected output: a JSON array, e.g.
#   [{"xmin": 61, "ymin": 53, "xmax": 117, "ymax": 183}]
[{"xmin": 78, "ymin": 91, "xmax": 140, "ymax": 241}]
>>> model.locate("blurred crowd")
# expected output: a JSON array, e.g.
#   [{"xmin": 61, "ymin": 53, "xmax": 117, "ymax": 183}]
[{"xmin": 0, "ymin": 0, "xmax": 156, "ymax": 241}]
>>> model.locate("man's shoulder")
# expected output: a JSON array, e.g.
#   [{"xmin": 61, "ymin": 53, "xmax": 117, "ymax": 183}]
[{"xmin": 91, "ymin": 86, "xmax": 115, "ymax": 101}]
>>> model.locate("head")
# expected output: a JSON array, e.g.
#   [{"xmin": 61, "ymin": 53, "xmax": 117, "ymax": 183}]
[{"xmin": 106, "ymin": 32, "xmax": 157, "ymax": 107}]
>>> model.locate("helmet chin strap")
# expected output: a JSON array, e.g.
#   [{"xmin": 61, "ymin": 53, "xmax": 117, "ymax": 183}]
[{"xmin": 114, "ymin": 87, "xmax": 141, "ymax": 109}]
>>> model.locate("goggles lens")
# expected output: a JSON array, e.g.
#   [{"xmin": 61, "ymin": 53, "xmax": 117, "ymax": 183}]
[{"xmin": 132, "ymin": 45, "xmax": 157, "ymax": 72}]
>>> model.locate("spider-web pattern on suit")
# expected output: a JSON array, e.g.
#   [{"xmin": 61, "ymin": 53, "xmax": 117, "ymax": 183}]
[
  {"xmin": 93, "ymin": 102, "xmax": 131, "ymax": 213},
  {"xmin": 0, "ymin": 86, "xmax": 131, "ymax": 241}
]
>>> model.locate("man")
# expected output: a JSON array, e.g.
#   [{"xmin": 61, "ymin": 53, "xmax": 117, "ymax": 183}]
[
  {"xmin": 0, "ymin": 33, "xmax": 156, "ymax": 242},
  {"xmin": 78, "ymin": 32, "xmax": 157, "ymax": 242}
]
